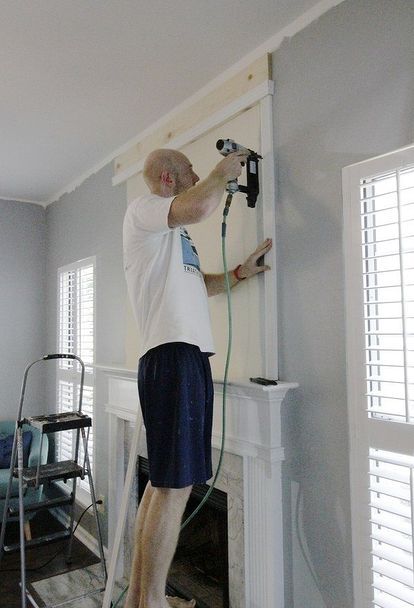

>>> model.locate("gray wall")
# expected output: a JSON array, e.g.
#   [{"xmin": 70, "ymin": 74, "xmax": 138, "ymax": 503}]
[
  {"xmin": 0, "ymin": 200, "xmax": 46, "ymax": 419},
  {"xmin": 274, "ymin": 0, "xmax": 414, "ymax": 606},
  {"xmin": 45, "ymin": 164, "xmax": 126, "ymax": 543}
]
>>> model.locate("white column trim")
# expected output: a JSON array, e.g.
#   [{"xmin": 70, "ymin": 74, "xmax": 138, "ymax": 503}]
[
  {"xmin": 243, "ymin": 455, "xmax": 284, "ymax": 608},
  {"xmin": 259, "ymin": 93, "xmax": 278, "ymax": 378}
]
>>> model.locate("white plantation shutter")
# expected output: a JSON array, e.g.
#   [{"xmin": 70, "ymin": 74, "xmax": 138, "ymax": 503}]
[
  {"xmin": 77, "ymin": 264, "xmax": 94, "ymax": 372},
  {"xmin": 344, "ymin": 147, "xmax": 414, "ymax": 607},
  {"xmin": 57, "ymin": 257, "xmax": 95, "ymax": 496},
  {"xmin": 362, "ymin": 167, "xmax": 414, "ymax": 422},
  {"xmin": 59, "ymin": 270, "xmax": 75, "ymax": 367},
  {"xmin": 57, "ymin": 379, "xmax": 75, "ymax": 463},
  {"xmin": 370, "ymin": 450, "xmax": 414, "ymax": 607}
]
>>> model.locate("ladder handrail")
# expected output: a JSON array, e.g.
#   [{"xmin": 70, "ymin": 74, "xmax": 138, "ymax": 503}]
[
  {"xmin": 0, "ymin": 352, "xmax": 106, "ymax": 608},
  {"xmin": 17, "ymin": 354, "xmax": 85, "ymax": 424}
]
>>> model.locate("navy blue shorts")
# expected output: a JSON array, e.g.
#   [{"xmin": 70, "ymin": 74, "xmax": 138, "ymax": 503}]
[{"xmin": 138, "ymin": 342, "xmax": 214, "ymax": 488}]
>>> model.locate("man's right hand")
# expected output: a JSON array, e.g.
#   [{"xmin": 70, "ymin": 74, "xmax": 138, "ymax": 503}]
[
  {"xmin": 211, "ymin": 152, "xmax": 249, "ymax": 184},
  {"xmin": 168, "ymin": 152, "xmax": 249, "ymax": 228}
]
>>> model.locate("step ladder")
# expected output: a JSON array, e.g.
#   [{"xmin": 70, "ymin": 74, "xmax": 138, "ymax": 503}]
[{"xmin": 0, "ymin": 354, "xmax": 107, "ymax": 608}]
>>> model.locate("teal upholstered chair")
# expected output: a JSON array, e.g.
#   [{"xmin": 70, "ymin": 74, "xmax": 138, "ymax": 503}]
[{"xmin": 0, "ymin": 421, "xmax": 49, "ymax": 539}]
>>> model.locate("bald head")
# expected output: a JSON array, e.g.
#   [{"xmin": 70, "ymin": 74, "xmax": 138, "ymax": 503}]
[{"xmin": 143, "ymin": 149, "xmax": 184, "ymax": 190}]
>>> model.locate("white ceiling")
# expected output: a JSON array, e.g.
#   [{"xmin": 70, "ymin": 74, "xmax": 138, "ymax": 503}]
[{"xmin": 1, "ymin": 0, "xmax": 329, "ymax": 204}]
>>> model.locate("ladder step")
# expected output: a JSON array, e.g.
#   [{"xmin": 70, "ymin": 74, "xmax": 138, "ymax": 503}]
[
  {"xmin": 14, "ymin": 461, "xmax": 85, "ymax": 486},
  {"xmin": 3, "ymin": 529, "xmax": 71, "ymax": 553},
  {"xmin": 24, "ymin": 412, "xmax": 92, "ymax": 433},
  {"xmin": 8, "ymin": 495, "xmax": 74, "ymax": 515}
]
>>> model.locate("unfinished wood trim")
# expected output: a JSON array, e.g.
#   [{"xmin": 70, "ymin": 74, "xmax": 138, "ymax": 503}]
[
  {"xmin": 113, "ymin": 54, "xmax": 271, "ymax": 183},
  {"xmin": 113, "ymin": 80, "xmax": 273, "ymax": 186}
]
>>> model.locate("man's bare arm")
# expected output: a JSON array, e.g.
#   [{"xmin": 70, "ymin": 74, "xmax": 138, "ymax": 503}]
[
  {"xmin": 168, "ymin": 153, "xmax": 247, "ymax": 228},
  {"xmin": 204, "ymin": 238, "xmax": 272, "ymax": 296}
]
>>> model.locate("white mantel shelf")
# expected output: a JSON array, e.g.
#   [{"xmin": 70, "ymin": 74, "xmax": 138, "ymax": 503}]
[
  {"xmin": 97, "ymin": 363, "xmax": 297, "ymax": 461},
  {"xmin": 97, "ymin": 363, "xmax": 297, "ymax": 608},
  {"xmin": 96, "ymin": 362, "xmax": 296, "ymax": 395}
]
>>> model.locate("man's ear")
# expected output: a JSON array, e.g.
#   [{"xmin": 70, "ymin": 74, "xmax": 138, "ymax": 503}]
[{"xmin": 160, "ymin": 171, "xmax": 174, "ymax": 187}]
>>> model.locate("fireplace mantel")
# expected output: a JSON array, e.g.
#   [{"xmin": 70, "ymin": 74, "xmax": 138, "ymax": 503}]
[{"xmin": 97, "ymin": 364, "xmax": 297, "ymax": 608}]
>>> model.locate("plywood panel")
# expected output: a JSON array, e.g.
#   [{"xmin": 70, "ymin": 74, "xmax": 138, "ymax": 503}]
[{"xmin": 124, "ymin": 104, "xmax": 265, "ymax": 381}]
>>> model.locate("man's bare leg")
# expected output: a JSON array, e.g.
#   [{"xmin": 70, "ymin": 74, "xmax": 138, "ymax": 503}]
[
  {"xmin": 125, "ymin": 481, "xmax": 155, "ymax": 608},
  {"xmin": 125, "ymin": 482, "xmax": 195, "ymax": 608},
  {"xmin": 139, "ymin": 485, "xmax": 194, "ymax": 608}
]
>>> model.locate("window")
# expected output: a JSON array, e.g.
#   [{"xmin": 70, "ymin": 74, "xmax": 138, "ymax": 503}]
[
  {"xmin": 57, "ymin": 257, "xmax": 95, "ymax": 500},
  {"xmin": 362, "ymin": 167, "xmax": 414, "ymax": 422},
  {"xmin": 343, "ymin": 146, "xmax": 414, "ymax": 607}
]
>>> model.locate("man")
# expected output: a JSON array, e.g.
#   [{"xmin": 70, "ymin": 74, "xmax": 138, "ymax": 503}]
[{"xmin": 123, "ymin": 148, "xmax": 272, "ymax": 608}]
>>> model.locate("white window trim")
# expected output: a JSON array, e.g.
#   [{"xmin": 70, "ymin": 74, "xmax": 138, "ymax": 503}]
[
  {"xmin": 343, "ymin": 143, "xmax": 414, "ymax": 606},
  {"xmin": 56, "ymin": 256, "xmax": 96, "ymax": 507}
]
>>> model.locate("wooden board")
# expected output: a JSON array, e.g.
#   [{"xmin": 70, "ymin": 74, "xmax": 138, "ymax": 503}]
[{"xmin": 114, "ymin": 55, "xmax": 271, "ymax": 180}]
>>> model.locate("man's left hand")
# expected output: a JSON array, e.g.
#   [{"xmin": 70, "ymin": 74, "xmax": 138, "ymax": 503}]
[{"xmin": 237, "ymin": 238, "xmax": 273, "ymax": 279}]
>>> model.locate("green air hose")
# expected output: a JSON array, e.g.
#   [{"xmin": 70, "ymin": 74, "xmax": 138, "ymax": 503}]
[{"xmin": 111, "ymin": 194, "xmax": 234, "ymax": 607}]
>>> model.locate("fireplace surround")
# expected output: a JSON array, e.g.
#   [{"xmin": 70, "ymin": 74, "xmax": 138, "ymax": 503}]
[{"xmin": 98, "ymin": 364, "xmax": 296, "ymax": 608}]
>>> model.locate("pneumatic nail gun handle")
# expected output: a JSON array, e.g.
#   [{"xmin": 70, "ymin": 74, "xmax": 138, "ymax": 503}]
[
  {"xmin": 216, "ymin": 138, "xmax": 262, "ymax": 206},
  {"xmin": 216, "ymin": 140, "xmax": 248, "ymax": 195}
]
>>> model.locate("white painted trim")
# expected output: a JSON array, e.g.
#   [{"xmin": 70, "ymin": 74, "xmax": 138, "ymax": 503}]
[
  {"xmin": 260, "ymin": 93, "xmax": 278, "ymax": 379},
  {"xmin": 102, "ymin": 370, "xmax": 297, "ymax": 608},
  {"xmin": 58, "ymin": 254, "xmax": 96, "ymax": 276},
  {"xmin": 74, "ymin": 519, "xmax": 108, "ymax": 560},
  {"xmin": 47, "ymin": 158, "xmax": 114, "ymax": 208},
  {"xmin": 0, "ymin": 196, "xmax": 47, "ymax": 207},
  {"xmin": 342, "ymin": 164, "xmax": 366, "ymax": 607},
  {"xmin": 243, "ymin": 454, "xmax": 284, "ymax": 608},
  {"xmin": 112, "ymin": 80, "xmax": 274, "ymax": 186},
  {"xmin": 107, "ymin": 409, "xmax": 126, "ymax": 579},
  {"xmin": 94, "ymin": 363, "xmax": 137, "ymax": 378},
  {"xmin": 44, "ymin": 0, "xmax": 346, "ymax": 205},
  {"xmin": 211, "ymin": 431, "xmax": 285, "ymax": 461},
  {"xmin": 53, "ymin": 506, "xmax": 108, "ymax": 560},
  {"xmin": 343, "ymin": 141, "xmax": 414, "ymax": 171},
  {"xmin": 213, "ymin": 379, "xmax": 298, "ymax": 400},
  {"xmin": 343, "ymin": 145, "xmax": 414, "ymax": 607}
]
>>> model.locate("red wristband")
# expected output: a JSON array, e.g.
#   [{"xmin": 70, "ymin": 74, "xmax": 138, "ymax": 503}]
[{"xmin": 234, "ymin": 264, "xmax": 245, "ymax": 281}]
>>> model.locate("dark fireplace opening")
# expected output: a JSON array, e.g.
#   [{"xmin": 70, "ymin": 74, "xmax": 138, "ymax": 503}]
[{"xmin": 137, "ymin": 457, "xmax": 229, "ymax": 608}]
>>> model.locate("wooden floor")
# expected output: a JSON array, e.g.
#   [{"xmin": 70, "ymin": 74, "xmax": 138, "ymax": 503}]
[{"xmin": 0, "ymin": 510, "xmax": 100, "ymax": 608}]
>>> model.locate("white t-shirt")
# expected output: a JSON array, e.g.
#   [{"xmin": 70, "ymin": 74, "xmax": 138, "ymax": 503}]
[{"xmin": 123, "ymin": 193, "xmax": 215, "ymax": 359}]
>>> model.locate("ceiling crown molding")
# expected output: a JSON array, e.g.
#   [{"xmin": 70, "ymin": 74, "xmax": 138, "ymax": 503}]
[{"xmin": 0, "ymin": 196, "xmax": 47, "ymax": 207}]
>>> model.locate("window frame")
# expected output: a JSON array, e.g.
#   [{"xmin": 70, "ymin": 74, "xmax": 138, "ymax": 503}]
[
  {"xmin": 343, "ymin": 144, "xmax": 414, "ymax": 607},
  {"xmin": 56, "ymin": 256, "xmax": 96, "ymax": 507}
]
